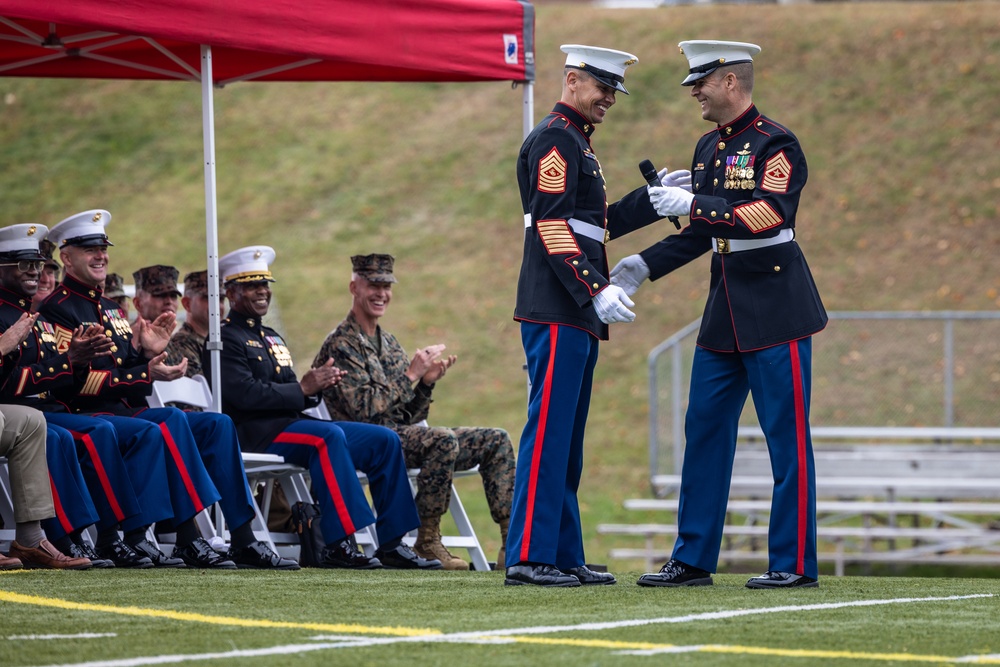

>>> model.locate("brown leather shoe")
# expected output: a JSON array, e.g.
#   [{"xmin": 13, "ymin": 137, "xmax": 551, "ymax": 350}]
[
  {"xmin": 0, "ymin": 552, "xmax": 23, "ymax": 570},
  {"xmin": 9, "ymin": 539, "xmax": 92, "ymax": 570}
]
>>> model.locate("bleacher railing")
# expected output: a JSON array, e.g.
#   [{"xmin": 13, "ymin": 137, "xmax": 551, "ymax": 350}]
[{"xmin": 648, "ymin": 311, "xmax": 1000, "ymax": 485}]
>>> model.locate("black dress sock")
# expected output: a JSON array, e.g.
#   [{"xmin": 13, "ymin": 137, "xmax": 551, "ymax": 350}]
[
  {"xmin": 229, "ymin": 521, "xmax": 256, "ymax": 550},
  {"xmin": 174, "ymin": 519, "xmax": 200, "ymax": 548},
  {"xmin": 124, "ymin": 527, "xmax": 149, "ymax": 546},
  {"xmin": 96, "ymin": 526, "xmax": 123, "ymax": 549},
  {"xmin": 52, "ymin": 534, "xmax": 75, "ymax": 553},
  {"xmin": 379, "ymin": 536, "xmax": 401, "ymax": 552}
]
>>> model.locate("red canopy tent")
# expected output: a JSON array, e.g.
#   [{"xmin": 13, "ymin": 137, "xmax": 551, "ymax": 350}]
[{"xmin": 0, "ymin": 0, "xmax": 535, "ymax": 406}]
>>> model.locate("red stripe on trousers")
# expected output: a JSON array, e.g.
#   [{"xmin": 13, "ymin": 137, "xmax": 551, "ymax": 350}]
[
  {"xmin": 159, "ymin": 422, "xmax": 205, "ymax": 513},
  {"xmin": 789, "ymin": 340, "xmax": 808, "ymax": 573},
  {"xmin": 520, "ymin": 324, "xmax": 558, "ymax": 562},
  {"xmin": 71, "ymin": 430, "xmax": 125, "ymax": 522},
  {"xmin": 273, "ymin": 431, "xmax": 355, "ymax": 535},
  {"xmin": 49, "ymin": 474, "xmax": 73, "ymax": 534}
]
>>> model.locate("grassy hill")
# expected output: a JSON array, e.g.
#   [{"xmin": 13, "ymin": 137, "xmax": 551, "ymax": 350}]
[{"xmin": 2, "ymin": 1, "xmax": 998, "ymax": 571}]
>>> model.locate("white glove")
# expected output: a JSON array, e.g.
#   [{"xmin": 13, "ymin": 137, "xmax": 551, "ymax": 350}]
[
  {"xmin": 593, "ymin": 285, "xmax": 636, "ymax": 324},
  {"xmin": 657, "ymin": 168, "xmax": 693, "ymax": 192},
  {"xmin": 648, "ymin": 185, "xmax": 695, "ymax": 218},
  {"xmin": 609, "ymin": 254, "xmax": 649, "ymax": 297}
]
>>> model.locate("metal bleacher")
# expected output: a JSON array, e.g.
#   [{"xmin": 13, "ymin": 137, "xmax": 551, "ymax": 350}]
[{"xmin": 599, "ymin": 311, "xmax": 1000, "ymax": 574}]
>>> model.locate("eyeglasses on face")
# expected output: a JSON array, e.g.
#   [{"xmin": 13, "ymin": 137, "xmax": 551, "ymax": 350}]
[{"xmin": 1, "ymin": 260, "xmax": 44, "ymax": 272}]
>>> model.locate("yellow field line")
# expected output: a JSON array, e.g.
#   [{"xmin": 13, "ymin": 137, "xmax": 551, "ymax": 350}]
[
  {"xmin": 0, "ymin": 590, "xmax": 440, "ymax": 637},
  {"xmin": 494, "ymin": 636, "xmax": 668, "ymax": 650},
  {"xmin": 496, "ymin": 636, "xmax": 1000, "ymax": 664},
  {"xmin": 700, "ymin": 644, "xmax": 996, "ymax": 663}
]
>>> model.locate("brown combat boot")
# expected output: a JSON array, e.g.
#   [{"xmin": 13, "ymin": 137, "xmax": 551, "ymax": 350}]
[
  {"xmin": 497, "ymin": 519, "xmax": 509, "ymax": 571},
  {"xmin": 414, "ymin": 516, "xmax": 468, "ymax": 571}
]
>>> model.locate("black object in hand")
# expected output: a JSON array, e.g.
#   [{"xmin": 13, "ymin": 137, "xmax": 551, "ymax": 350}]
[{"xmin": 639, "ymin": 159, "xmax": 681, "ymax": 230}]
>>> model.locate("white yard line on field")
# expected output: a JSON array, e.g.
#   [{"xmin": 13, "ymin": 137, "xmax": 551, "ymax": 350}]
[{"xmin": 23, "ymin": 593, "xmax": 996, "ymax": 667}]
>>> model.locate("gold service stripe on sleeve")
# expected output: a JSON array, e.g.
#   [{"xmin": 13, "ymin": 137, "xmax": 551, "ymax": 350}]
[
  {"xmin": 15, "ymin": 367, "xmax": 29, "ymax": 396},
  {"xmin": 536, "ymin": 219, "xmax": 580, "ymax": 255},
  {"xmin": 735, "ymin": 200, "xmax": 783, "ymax": 232},
  {"xmin": 80, "ymin": 370, "xmax": 110, "ymax": 396}
]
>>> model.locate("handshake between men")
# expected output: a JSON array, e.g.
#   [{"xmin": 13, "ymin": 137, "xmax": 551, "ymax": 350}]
[{"xmin": 608, "ymin": 167, "xmax": 693, "ymax": 302}]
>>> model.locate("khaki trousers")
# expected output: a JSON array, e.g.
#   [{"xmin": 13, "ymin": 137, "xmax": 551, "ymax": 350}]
[{"xmin": 0, "ymin": 404, "xmax": 53, "ymax": 523}]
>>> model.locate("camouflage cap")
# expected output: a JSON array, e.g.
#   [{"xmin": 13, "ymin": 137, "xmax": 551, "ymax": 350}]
[
  {"xmin": 132, "ymin": 264, "xmax": 180, "ymax": 297},
  {"xmin": 104, "ymin": 272, "xmax": 126, "ymax": 299},
  {"xmin": 39, "ymin": 238, "xmax": 61, "ymax": 269},
  {"xmin": 182, "ymin": 270, "xmax": 222, "ymax": 294},
  {"xmin": 351, "ymin": 253, "xmax": 397, "ymax": 284}
]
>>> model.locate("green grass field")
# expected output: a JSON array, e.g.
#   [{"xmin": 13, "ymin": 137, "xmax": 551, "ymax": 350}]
[
  {"xmin": 2, "ymin": 3, "xmax": 1000, "ymax": 648},
  {"xmin": 1, "ymin": 569, "xmax": 999, "ymax": 666}
]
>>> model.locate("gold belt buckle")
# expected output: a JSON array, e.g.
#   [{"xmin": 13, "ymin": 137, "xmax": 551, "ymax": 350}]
[
  {"xmin": 604, "ymin": 228, "xmax": 610, "ymax": 245},
  {"xmin": 716, "ymin": 238, "xmax": 730, "ymax": 254}
]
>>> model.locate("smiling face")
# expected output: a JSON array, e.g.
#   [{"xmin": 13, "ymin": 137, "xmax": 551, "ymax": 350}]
[
  {"xmin": 60, "ymin": 245, "xmax": 109, "ymax": 287},
  {"xmin": 349, "ymin": 274, "xmax": 393, "ymax": 334},
  {"xmin": 0, "ymin": 262, "xmax": 42, "ymax": 299},
  {"xmin": 133, "ymin": 290, "xmax": 179, "ymax": 321},
  {"xmin": 227, "ymin": 280, "xmax": 271, "ymax": 319},
  {"xmin": 688, "ymin": 65, "xmax": 753, "ymax": 127},
  {"xmin": 563, "ymin": 69, "xmax": 617, "ymax": 126}
]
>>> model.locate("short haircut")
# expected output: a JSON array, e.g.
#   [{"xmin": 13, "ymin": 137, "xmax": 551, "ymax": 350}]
[{"xmin": 721, "ymin": 62, "xmax": 754, "ymax": 94}]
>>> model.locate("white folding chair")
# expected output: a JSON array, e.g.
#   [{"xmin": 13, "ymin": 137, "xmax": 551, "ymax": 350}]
[
  {"xmin": 0, "ymin": 458, "xmax": 16, "ymax": 551},
  {"xmin": 307, "ymin": 401, "xmax": 489, "ymax": 569},
  {"xmin": 147, "ymin": 375, "xmax": 213, "ymax": 410},
  {"xmin": 147, "ymin": 376, "xmax": 310, "ymax": 557}
]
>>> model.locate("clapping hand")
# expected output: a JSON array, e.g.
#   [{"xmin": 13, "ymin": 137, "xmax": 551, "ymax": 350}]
[
  {"xmin": 0, "ymin": 312, "xmax": 38, "ymax": 355},
  {"xmin": 406, "ymin": 343, "xmax": 455, "ymax": 385},
  {"xmin": 67, "ymin": 324, "xmax": 114, "ymax": 365},
  {"xmin": 421, "ymin": 351, "xmax": 456, "ymax": 385},
  {"xmin": 134, "ymin": 312, "xmax": 177, "ymax": 358},
  {"xmin": 149, "ymin": 352, "xmax": 187, "ymax": 381},
  {"xmin": 300, "ymin": 358, "xmax": 346, "ymax": 396}
]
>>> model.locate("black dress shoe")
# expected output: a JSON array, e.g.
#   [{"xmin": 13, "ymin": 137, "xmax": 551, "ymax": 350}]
[
  {"xmin": 95, "ymin": 539, "xmax": 154, "ymax": 569},
  {"xmin": 746, "ymin": 571, "xmax": 818, "ymax": 589},
  {"xmin": 68, "ymin": 543, "xmax": 114, "ymax": 568},
  {"xmin": 132, "ymin": 539, "xmax": 186, "ymax": 568},
  {"xmin": 563, "ymin": 565, "xmax": 616, "ymax": 585},
  {"xmin": 172, "ymin": 537, "xmax": 237, "ymax": 569},
  {"xmin": 375, "ymin": 543, "xmax": 443, "ymax": 570},
  {"xmin": 319, "ymin": 538, "xmax": 383, "ymax": 569},
  {"xmin": 504, "ymin": 564, "xmax": 581, "ymax": 587},
  {"xmin": 227, "ymin": 540, "xmax": 300, "ymax": 570},
  {"xmin": 636, "ymin": 559, "xmax": 713, "ymax": 587}
]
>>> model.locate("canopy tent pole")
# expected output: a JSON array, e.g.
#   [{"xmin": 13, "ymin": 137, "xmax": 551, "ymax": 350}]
[
  {"xmin": 522, "ymin": 80, "xmax": 533, "ymax": 139},
  {"xmin": 200, "ymin": 43, "xmax": 223, "ymax": 412}
]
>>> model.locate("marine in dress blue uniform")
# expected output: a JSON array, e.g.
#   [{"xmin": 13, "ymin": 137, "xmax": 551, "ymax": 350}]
[
  {"xmin": 39, "ymin": 210, "xmax": 296, "ymax": 569},
  {"xmin": 204, "ymin": 246, "xmax": 436, "ymax": 570},
  {"xmin": 612, "ymin": 41, "xmax": 827, "ymax": 589},
  {"xmin": 507, "ymin": 45, "xmax": 664, "ymax": 587},
  {"xmin": 0, "ymin": 222, "xmax": 170, "ymax": 567}
]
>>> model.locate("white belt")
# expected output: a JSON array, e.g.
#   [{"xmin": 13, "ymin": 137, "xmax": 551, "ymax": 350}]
[
  {"xmin": 524, "ymin": 214, "xmax": 608, "ymax": 245},
  {"xmin": 713, "ymin": 228, "xmax": 794, "ymax": 254}
]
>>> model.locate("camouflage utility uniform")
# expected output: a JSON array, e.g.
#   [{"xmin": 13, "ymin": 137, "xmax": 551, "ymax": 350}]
[
  {"xmin": 166, "ymin": 322, "xmax": 205, "ymax": 379},
  {"xmin": 314, "ymin": 311, "xmax": 515, "ymax": 525}
]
